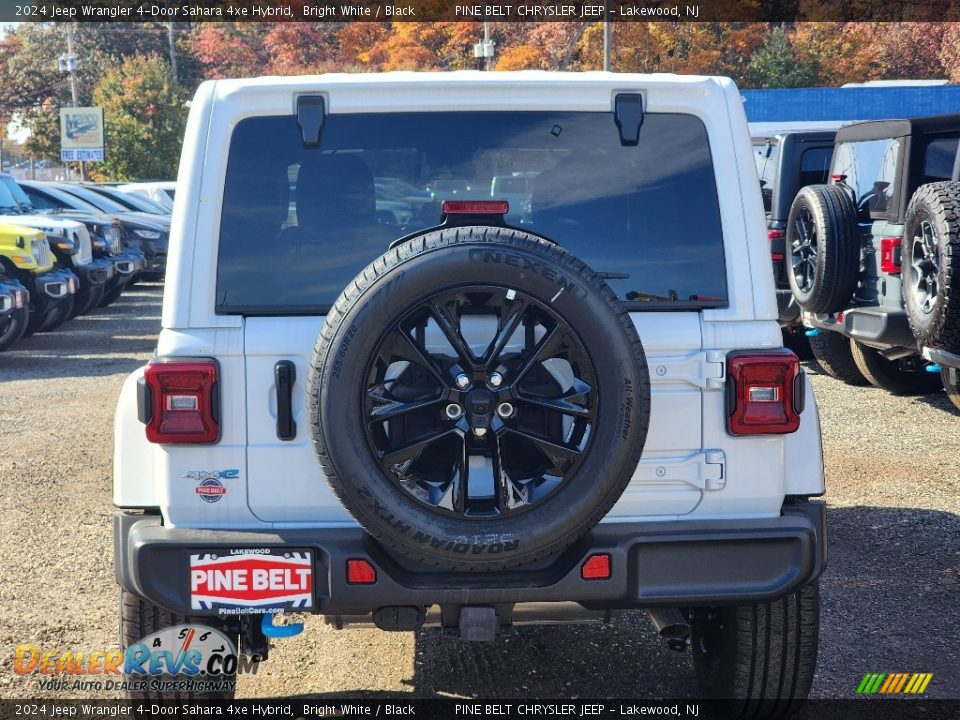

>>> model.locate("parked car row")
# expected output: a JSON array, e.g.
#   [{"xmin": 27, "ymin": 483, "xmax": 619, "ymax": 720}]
[
  {"xmin": 753, "ymin": 114, "xmax": 960, "ymax": 413},
  {"xmin": 0, "ymin": 177, "xmax": 174, "ymax": 352}
]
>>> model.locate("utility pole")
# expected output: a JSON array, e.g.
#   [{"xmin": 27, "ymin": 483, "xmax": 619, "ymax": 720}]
[
  {"xmin": 603, "ymin": 0, "xmax": 612, "ymax": 71},
  {"xmin": 167, "ymin": 23, "xmax": 179, "ymax": 92},
  {"xmin": 63, "ymin": 22, "xmax": 84, "ymax": 180},
  {"xmin": 474, "ymin": 22, "xmax": 495, "ymax": 70},
  {"xmin": 483, "ymin": 22, "xmax": 493, "ymax": 71}
]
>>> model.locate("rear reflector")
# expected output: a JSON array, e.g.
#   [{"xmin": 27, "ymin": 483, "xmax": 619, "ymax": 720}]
[
  {"xmin": 727, "ymin": 351, "xmax": 802, "ymax": 435},
  {"xmin": 346, "ymin": 559, "xmax": 377, "ymax": 585},
  {"xmin": 880, "ymin": 237, "xmax": 902, "ymax": 274},
  {"xmin": 581, "ymin": 554, "xmax": 611, "ymax": 580},
  {"xmin": 143, "ymin": 359, "xmax": 219, "ymax": 444},
  {"xmin": 442, "ymin": 200, "xmax": 509, "ymax": 215}
]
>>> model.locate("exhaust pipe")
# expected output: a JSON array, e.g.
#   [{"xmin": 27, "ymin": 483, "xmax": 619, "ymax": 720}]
[{"xmin": 647, "ymin": 608, "xmax": 690, "ymax": 649}]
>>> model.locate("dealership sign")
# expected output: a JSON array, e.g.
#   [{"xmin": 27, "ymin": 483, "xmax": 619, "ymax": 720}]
[
  {"xmin": 60, "ymin": 106, "xmax": 105, "ymax": 162},
  {"xmin": 190, "ymin": 550, "xmax": 314, "ymax": 614}
]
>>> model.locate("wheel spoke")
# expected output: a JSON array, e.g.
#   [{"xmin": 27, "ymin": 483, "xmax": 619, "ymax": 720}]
[
  {"xmin": 518, "ymin": 378, "xmax": 592, "ymax": 418},
  {"xmin": 513, "ymin": 324, "xmax": 564, "ymax": 386},
  {"xmin": 484, "ymin": 297, "xmax": 527, "ymax": 365},
  {"xmin": 504, "ymin": 427, "xmax": 581, "ymax": 473},
  {"xmin": 368, "ymin": 386, "xmax": 444, "ymax": 422},
  {"xmin": 427, "ymin": 297, "xmax": 478, "ymax": 369},
  {"xmin": 491, "ymin": 430, "xmax": 527, "ymax": 514},
  {"xmin": 380, "ymin": 326, "xmax": 446, "ymax": 387},
  {"xmin": 381, "ymin": 428, "xmax": 456, "ymax": 466}
]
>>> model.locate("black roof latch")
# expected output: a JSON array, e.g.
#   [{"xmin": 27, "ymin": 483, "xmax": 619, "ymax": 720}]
[
  {"xmin": 297, "ymin": 95, "xmax": 326, "ymax": 149},
  {"xmin": 614, "ymin": 93, "xmax": 644, "ymax": 147}
]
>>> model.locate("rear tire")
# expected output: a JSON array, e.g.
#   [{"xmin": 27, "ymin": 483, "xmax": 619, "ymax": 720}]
[
  {"xmin": 39, "ymin": 294, "xmax": 74, "ymax": 332},
  {"xmin": 902, "ymin": 183, "xmax": 960, "ymax": 353},
  {"xmin": 692, "ymin": 581, "xmax": 820, "ymax": 718},
  {"xmin": 119, "ymin": 589, "xmax": 237, "ymax": 700},
  {"xmin": 807, "ymin": 331, "xmax": 868, "ymax": 385},
  {"xmin": 99, "ymin": 284, "xmax": 126, "ymax": 308},
  {"xmin": 942, "ymin": 366, "xmax": 960, "ymax": 412},
  {"xmin": 786, "ymin": 185, "xmax": 861, "ymax": 314},
  {"xmin": 0, "ymin": 305, "xmax": 29, "ymax": 351},
  {"xmin": 849, "ymin": 340, "xmax": 942, "ymax": 396}
]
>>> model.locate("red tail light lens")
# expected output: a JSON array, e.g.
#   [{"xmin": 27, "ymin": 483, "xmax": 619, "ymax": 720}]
[
  {"xmin": 880, "ymin": 237, "xmax": 902, "ymax": 274},
  {"xmin": 768, "ymin": 229, "xmax": 786, "ymax": 261},
  {"xmin": 346, "ymin": 559, "xmax": 377, "ymax": 585},
  {"xmin": 442, "ymin": 200, "xmax": 509, "ymax": 215},
  {"xmin": 727, "ymin": 351, "xmax": 802, "ymax": 435},
  {"xmin": 143, "ymin": 359, "xmax": 220, "ymax": 444}
]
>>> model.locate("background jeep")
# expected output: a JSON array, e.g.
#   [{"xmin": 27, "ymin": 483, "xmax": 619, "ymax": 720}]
[
  {"xmin": 787, "ymin": 115, "xmax": 960, "ymax": 401},
  {"xmin": 114, "ymin": 73, "xmax": 826, "ymax": 713}
]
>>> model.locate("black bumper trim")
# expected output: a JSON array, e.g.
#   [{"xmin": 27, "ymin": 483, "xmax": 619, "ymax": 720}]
[
  {"xmin": 809, "ymin": 307, "xmax": 915, "ymax": 349},
  {"xmin": 115, "ymin": 503, "xmax": 826, "ymax": 617}
]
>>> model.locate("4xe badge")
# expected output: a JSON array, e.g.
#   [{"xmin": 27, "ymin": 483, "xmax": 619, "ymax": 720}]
[
  {"xmin": 184, "ymin": 469, "xmax": 238, "ymax": 504},
  {"xmin": 190, "ymin": 550, "xmax": 314, "ymax": 614}
]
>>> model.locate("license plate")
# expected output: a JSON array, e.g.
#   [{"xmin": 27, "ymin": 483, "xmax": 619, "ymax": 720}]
[{"xmin": 189, "ymin": 549, "xmax": 313, "ymax": 615}]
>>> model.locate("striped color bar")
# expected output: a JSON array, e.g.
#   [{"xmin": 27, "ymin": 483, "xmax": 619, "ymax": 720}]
[{"xmin": 857, "ymin": 673, "xmax": 933, "ymax": 695}]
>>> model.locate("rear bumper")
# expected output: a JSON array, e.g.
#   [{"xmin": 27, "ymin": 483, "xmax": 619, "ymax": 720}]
[
  {"xmin": 805, "ymin": 307, "xmax": 915, "ymax": 349},
  {"xmin": 115, "ymin": 502, "xmax": 827, "ymax": 618}
]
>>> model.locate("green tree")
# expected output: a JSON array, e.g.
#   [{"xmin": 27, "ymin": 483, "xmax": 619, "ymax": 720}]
[
  {"xmin": 744, "ymin": 25, "xmax": 821, "ymax": 88},
  {"xmin": 92, "ymin": 54, "xmax": 186, "ymax": 180}
]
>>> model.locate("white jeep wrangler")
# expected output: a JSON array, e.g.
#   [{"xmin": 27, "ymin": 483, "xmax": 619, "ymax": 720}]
[{"xmin": 114, "ymin": 72, "xmax": 826, "ymax": 711}]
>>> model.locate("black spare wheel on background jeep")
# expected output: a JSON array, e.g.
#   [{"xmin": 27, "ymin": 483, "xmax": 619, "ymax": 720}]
[
  {"xmin": 902, "ymin": 182, "xmax": 960, "ymax": 354},
  {"xmin": 786, "ymin": 185, "xmax": 860, "ymax": 315},
  {"xmin": 309, "ymin": 226, "xmax": 651, "ymax": 571}
]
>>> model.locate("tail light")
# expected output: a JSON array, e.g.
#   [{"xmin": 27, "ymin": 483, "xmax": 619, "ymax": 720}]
[
  {"xmin": 141, "ymin": 358, "xmax": 220, "ymax": 443},
  {"xmin": 581, "ymin": 554, "xmax": 611, "ymax": 580},
  {"xmin": 768, "ymin": 228, "xmax": 785, "ymax": 261},
  {"xmin": 880, "ymin": 237, "xmax": 902, "ymax": 274},
  {"xmin": 726, "ymin": 351, "xmax": 803, "ymax": 436},
  {"xmin": 442, "ymin": 200, "xmax": 509, "ymax": 215}
]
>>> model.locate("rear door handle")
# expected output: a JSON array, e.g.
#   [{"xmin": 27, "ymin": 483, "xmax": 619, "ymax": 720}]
[{"xmin": 275, "ymin": 360, "xmax": 296, "ymax": 441}]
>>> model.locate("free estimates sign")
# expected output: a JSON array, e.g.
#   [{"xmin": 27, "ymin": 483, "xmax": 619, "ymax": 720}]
[
  {"xmin": 60, "ymin": 106, "xmax": 105, "ymax": 162},
  {"xmin": 190, "ymin": 550, "xmax": 313, "ymax": 613}
]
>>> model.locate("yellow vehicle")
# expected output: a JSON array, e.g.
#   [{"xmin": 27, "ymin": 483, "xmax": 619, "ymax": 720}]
[{"xmin": 0, "ymin": 222, "xmax": 76, "ymax": 349}]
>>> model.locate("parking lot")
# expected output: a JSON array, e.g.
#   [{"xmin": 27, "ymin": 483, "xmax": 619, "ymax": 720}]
[{"xmin": 0, "ymin": 284, "xmax": 957, "ymax": 700}]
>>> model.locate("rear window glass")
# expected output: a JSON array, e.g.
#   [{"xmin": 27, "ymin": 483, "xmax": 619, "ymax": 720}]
[
  {"xmin": 831, "ymin": 138, "xmax": 900, "ymax": 217},
  {"xmin": 799, "ymin": 147, "xmax": 831, "ymax": 187},
  {"xmin": 922, "ymin": 137, "xmax": 959, "ymax": 183},
  {"xmin": 216, "ymin": 112, "xmax": 727, "ymax": 314}
]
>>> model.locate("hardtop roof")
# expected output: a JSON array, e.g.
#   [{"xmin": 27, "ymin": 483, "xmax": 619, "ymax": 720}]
[{"xmin": 836, "ymin": 113, "xmax": 960, "ymax": 143}]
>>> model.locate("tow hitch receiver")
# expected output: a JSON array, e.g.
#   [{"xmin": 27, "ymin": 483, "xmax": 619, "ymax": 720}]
[{"xmin": 458, "ymin": 606, "xmax": 499, "ymax": 642}]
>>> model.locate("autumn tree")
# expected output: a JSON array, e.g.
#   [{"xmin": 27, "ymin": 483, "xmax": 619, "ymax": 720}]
[
  {"xmin": 92, "ymin": 55, "xmax": 186, "ymax": 180},
  {"xmin": 743, "ymin": 25, "xmax": 820, "ymax": 88}
]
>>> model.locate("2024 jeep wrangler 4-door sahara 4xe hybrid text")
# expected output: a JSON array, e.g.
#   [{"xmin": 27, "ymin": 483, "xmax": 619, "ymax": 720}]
[{"xmin": 113, "ymin": 73, "xmax": 826, "ymax": 713}]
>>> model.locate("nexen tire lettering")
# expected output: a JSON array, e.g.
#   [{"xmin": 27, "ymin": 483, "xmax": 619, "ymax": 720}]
[
  {"xmin": 468, "ymin": 248, "xmax": 588, "ymax": 299},
  {"xmin": 330, "ymin": 323, "xmax": 358, "ymax": 380}
]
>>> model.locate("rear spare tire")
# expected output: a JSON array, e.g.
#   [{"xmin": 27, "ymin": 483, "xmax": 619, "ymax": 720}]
[
  {"xmin": 309, "ymin": 226, "xmax": 651, "ymax": 571},
  {"xmin": 786, "ymin": 185, "xmax": 860, "ymax": 314},
  {"xmin": 902, "ymin": 183, "xmax": 960, "ymax": 353},
  {"xmin": 807, "ymin": 330, "xmax": 868, "ymax": 386},
  {"xmin": 849, "ymin": 340, "xmax": 943, "ymax": 396}
]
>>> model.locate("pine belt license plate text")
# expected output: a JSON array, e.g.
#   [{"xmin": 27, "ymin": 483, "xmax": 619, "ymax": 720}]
[{"xmin": 189, "ymin": 549, "xmax": 314, "ymax": 615}]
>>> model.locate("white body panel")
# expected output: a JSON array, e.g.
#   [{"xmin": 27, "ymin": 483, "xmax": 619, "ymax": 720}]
[{"xmin": 114, "ymin": 72, "xmax": 825, "ymax": 528}]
